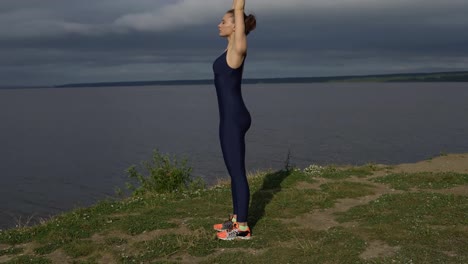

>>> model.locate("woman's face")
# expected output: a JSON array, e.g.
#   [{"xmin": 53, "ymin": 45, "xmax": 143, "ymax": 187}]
[{"xmin": 218, "ymin": 13, "xmax": 235, "ymax": 37}]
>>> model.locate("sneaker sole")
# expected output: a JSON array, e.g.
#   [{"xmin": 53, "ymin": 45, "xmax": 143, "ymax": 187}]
[{"xmin": 217, "ymin": 235, "xmax": 252, "ymax": 241}]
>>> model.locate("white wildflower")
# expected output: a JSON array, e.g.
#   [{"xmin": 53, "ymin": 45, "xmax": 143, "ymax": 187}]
[{"xmin": 303, "ymin": 164, "xmax": 324, "ymax": 176}]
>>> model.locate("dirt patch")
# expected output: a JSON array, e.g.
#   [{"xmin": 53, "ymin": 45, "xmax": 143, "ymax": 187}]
[
  {"xmin": 442, "ymin": 251, "xmax": 458, "ymax": 257},
  {"xmin": 0, "ymin": 241, "xmax": 48, "ymax": 262},
  {"xmin": 98, "ymin": 253, "xmax": 117, "ymax": 264},
  {"xmin": 11, "ymin": 241, "xmax": 38, "ymax": 256},
  {"xmin": 0, "ymin": 255, "xmax": 13, "ymax": 263},
  {"xmin": 360, "ymin": 240, "xmax": 400, "ymax": 260},
  {"xmin": 392, "ymin": 154, "xmax": 468, "ymax": 174},
  {"xmin": 131, "ymin": 225, "xmax": 192, "ymax": 243},
  {"xmin": 47, "ymin": 248, "xmax": 72, "ymax": 264},
  {"xmin": 0, "ymin": 244, "xmax": 9, "ymax": 250},
  {"xmin": 283, "ymin": 178, "xmax": 401, "ymax": 230}
]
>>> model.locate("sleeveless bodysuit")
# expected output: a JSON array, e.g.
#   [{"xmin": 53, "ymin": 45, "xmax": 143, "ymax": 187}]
[{"xmin": 213, "ymin": 50, "xmax": 251, "ymax": 222}]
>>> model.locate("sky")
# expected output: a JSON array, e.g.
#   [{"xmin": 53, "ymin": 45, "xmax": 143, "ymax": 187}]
[{"xmin": 1, "ymin": 0, "xmax": 467, "ymax": 86}]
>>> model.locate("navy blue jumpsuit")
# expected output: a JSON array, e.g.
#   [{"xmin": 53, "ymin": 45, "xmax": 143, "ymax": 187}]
[{"xmin": 213, "ymin": 50, "xmax": 251, "ymax": 222}]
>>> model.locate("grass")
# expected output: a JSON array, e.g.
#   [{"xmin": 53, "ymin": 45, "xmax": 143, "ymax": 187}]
[
  {"xmin": 307, "ymin": 164, "xmax": 378, "ymax": 179},
  {"xmin": 335, "ymin": 192, "xmax": 468, "ymax": 263},
  {"xmin": 0, "ymin": 153, "xmax": 467, "ymax": 263},
  {"xmin": 373, "ymin": 172, "xmax": 468, "ymax": 190}
]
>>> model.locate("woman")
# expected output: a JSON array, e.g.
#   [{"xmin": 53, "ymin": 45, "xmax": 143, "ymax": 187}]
[{"xmin": 212, "ymin": 0, "xmax": 256, "ymax": 240}]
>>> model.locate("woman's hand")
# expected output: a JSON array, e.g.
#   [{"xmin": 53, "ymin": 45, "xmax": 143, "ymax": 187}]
[{"xmin": 234, "ymin": 0, "xmax": 245, "ymax": 10}]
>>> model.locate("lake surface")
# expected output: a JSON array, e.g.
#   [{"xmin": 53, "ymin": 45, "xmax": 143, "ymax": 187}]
[{"xmin": 1, "ymin": 83, "xmax": 467, "ymax": 229}]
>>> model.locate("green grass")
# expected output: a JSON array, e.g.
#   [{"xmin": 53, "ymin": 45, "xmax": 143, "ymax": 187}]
[
  {"xmin": 336, "ymin": 192, "xmax": 468, "ymax": 262},
  {"xmin": 0, "ymin": 246, "xmax": 23, "ymax": 256},
  {"xmin": 0, "ymin": 156, "xmax": 467, "ymax": 263},
  {"xmin": 202, "ymin": 227, "xmax": 366, "ymax": 264},
  {"xmin": 62, "ymin": 240, "xmax": 97, "ymax": 258},
  {"xmin": 373, "ymin": 172, "xmax": 468, "ymax": 190},
  {"xmin": 317, "ymin": 164, "xmax": 377, "ymax": 179},
  {"xmin": 103, "ymin": 237, "xmax": 128, "ymax": 246}
]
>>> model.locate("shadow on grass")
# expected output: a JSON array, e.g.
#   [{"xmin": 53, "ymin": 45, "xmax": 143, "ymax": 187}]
[{"xmin": 248, "ymin": 169, "xmax": 293, "ymax": 231}]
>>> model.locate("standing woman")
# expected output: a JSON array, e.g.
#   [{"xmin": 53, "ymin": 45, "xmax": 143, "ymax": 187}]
[{"xmin": 212, "ymin": 0, "xmax": 256, "ymax": 240}]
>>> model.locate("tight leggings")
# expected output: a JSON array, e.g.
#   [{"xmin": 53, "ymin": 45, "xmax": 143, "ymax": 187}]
[{"xmin": 219, "ymin": 117, "xmax": 251, "ymax": 222}]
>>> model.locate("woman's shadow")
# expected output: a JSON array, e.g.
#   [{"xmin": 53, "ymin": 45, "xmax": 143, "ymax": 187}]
[{"xmin": 248, "ymin": 155, "xmax": 294, "ymax": 231}]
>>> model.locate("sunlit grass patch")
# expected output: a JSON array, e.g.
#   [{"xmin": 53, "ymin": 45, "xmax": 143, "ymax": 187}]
[
  {"xmin": 249, "ymin": 217, "xmax": 294, "ymax": 243},
  {"xmin": 103, "ymin": 237, "xmax": 128, "ymax": 246},
  {"xmin": 337, "ymin": 192, "xmax": 467, "ymax": 228},
  {"xmin": 373, "ymin": 172, "xmax": 468, "ymax": 190},
  {"xmin": 264, "ymin": 189, "xmax": 331, "ymax": 218},
  {"xmin": 0, "ymin": 227, "xmax": 35, "ymax": 245},
  {"xmin": 288, "ymin": 227, "xmax": 366, "ymax": 263},
  {"xmin": 0, "ymin": 207, "xmax": 110, "ymax": 246},
  {"xmin": 263, "ymin": 181, "xmax": 375, "ymax": 219},
  {"xmin": 312, "ymin": 164, "xmax": 377, "ymax": 179},
  {"xmin": 115, "ymin": 210, "xmax": 178, "ymax": 235},
  {"xmin": 279, "ymin": 169, "xmax": 318, "ymax": 187},
  {"xmin": 62, "ymin": 240, "xmax": 97, "ymax": 258},
  {"xmin": 202, "ymin": 227, "xmax": 366, "ymax": 264},
  {"xmin": 174, "ymin": 194, "xmax": 231, "ymax": 219},
  {"xmin": 121, "ymin": 229, "xmax": 219, "ymax": 262},
  {"xmin": 0, "ymin": 246, "xmax": 23, "ymax": 256},
  {"xmin": 33, "ymin": 242, "xmax": 62, "ymax": 255},
  {"xmin": 336, "ymin": 192, "xmax": 468, "ymax": 261},
  {"xmin": 186, "ymin": 218, "xmax": 214, "ymax": 231},
  {"xmin": 367, "ymin": 247, "xmax": 466, "ymax": 264},
  {"xmin": 120, "ymin": 234, "xmax": 181, "ymax": 262}
]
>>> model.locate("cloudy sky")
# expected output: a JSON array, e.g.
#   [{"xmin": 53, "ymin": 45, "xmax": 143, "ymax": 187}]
[{"xmin": 1, "ymin": 0, "xmax": 467, "ymax": 86}]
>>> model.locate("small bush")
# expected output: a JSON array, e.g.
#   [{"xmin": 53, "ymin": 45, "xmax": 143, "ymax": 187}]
[{"xmin": 126, "ymin": 149, "xmax": 204, "ymax": 195}]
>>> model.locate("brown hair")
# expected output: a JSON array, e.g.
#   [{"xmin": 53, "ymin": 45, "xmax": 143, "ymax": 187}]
[{"xmin": 227, "ymin": 9, "xmax": 257, "ymax": 35}]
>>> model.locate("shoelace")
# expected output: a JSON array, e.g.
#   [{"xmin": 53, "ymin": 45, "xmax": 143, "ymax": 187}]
[{"xmin": 227, "ymin": 228, "xmax": 239, "ymax": 237}]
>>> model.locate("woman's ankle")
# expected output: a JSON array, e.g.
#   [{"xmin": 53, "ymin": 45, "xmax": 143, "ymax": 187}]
[{"xmin": 231, "ymin": 214, "xmax": 237, "ymax": 222}]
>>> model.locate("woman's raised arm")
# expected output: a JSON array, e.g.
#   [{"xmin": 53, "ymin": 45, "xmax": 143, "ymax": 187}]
[{"xmin": 233, "ymin": 0, "xmax": 247, "ymax": 55}]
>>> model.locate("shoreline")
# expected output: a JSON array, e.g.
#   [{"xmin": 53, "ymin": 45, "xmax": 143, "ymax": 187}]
[
  {"xmin": 2, "ymin": 152, "xmax": 468, "ymax": 230},
  {"xmin": 1, "ymin": 153, "xmax": 467, "ymax": 263}
]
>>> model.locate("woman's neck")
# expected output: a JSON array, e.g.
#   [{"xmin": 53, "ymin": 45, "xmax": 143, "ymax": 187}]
[{"xmin": 226, "ymin": 36, "xmax": 234, "ymax": 51}]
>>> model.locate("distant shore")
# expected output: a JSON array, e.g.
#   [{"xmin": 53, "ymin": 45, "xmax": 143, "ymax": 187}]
[
  {"xmin": 1, "ymin": 70, "xmax": 467, "ymax": 89},
  {"xmin": 51, "ymin": 70, "xmax": 468, "ymax": 88}
]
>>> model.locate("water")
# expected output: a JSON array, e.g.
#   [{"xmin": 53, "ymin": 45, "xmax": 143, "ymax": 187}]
[{"xmin": 1, "ymin": 83, "xmax": 467, "ymax": 229}]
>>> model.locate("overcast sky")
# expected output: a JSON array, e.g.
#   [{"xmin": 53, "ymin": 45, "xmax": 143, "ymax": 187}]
[{"xmin": 1, "ymin": 0, "xmax": 467, "ymax": 86}]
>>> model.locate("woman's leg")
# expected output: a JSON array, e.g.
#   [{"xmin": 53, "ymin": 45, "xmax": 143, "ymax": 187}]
[{"xmin": 220, "ymin": 124, "xmax": 250, "ymax": 223}]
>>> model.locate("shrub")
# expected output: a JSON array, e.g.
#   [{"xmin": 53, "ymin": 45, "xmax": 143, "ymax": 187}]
[{"xmin": 125, "ymin": 149, "xmax": 204, "ymax": 195}]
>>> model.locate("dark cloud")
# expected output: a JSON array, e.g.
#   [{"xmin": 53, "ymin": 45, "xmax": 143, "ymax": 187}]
[{"xmin": 0, "ymin": 0, "xmax": 467, "ymax": 86}]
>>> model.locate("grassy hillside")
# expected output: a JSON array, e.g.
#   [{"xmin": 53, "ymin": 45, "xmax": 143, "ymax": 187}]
[{"xmin": 1, "ymin": 153, "xmax": 467, "ymax": 263}]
